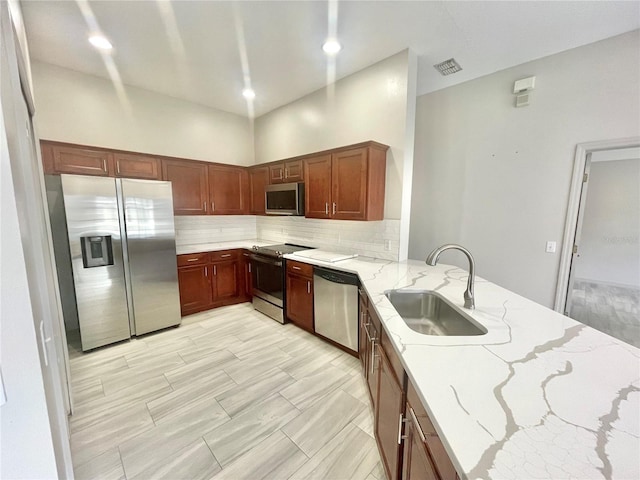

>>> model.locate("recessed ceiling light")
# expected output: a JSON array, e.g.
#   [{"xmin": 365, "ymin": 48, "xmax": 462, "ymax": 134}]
[
  {"xmin": 322, "ymin": 40, "xmax": 341, "ymax": 55},
  {"xmin": 242, "ymin": 88, "xmax": 255, "ymax": 100},
  {"xmin": 89, "ymin": 35, "xmax": 113, "ymax": 50}
]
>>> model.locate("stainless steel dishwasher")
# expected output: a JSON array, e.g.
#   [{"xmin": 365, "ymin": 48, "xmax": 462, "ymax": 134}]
[{"xmin": 313, "ymin": 266, "xmax": 359, "ymax": 352}]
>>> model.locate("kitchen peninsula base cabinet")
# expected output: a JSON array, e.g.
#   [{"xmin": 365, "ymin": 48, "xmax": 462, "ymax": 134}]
[
  {"xmin": 285, "ymin": 260, "xmax": 314, "ymax": 332},
  {"xmin": 177, "ymin": 250, "xmax": 244, "ymax": 316},
  {"xmin": 359, "ymin": 288, "xmax": 459, "ymax": 480}
]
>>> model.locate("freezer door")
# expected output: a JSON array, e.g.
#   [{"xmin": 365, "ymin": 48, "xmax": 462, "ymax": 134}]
[
  {"xmin": 120, "ymin": 178, "xmax": 181, "ymax": 335},
  {"xmin": 61, "ymin": 175, "xmax": 131, "ymax": 350}
]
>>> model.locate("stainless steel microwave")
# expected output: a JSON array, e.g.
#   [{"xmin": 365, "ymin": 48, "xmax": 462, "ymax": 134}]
[{"xmin": 265, "ymin": 182, "xmax": 305, "ymax": 216}]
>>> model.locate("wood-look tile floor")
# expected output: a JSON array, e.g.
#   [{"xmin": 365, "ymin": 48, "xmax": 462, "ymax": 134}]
[{"xmin": 68, "ymin": 303, "xmax": 384, "ymax": 480}]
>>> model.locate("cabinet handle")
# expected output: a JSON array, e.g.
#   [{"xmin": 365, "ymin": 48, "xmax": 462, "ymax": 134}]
[
  {"xmin": 211, "ymin": 201, "xmax": 215, "ymax": 212},
  {"xmin": 204, "ymin": 201, "xmax": 207, "ymax": 212},
  {"xmin": 221, "ymin": 254, "xmax": 231, "ymax": 258},
  {"xmin": 205, "ymin": 266, "xmax": 208, "ymax": 277},
  {"xmin": 397, "ymin": 414, "xmax": 404, "ymax": 445},
  {"xmin": 116, "ymin": 161, "xmax": 120, "ymax": 175},
  {"xmin": 292, "ymin": 266, "xmax": 301, "ymax": 270},
  {"xmin": 187, "ymin": 258, "xmax": 198, "ymax": 262},
  {"xmin": 408, "ymin": 407, "xmax": 426, "ymax": 443},
  {"xmin": 284, "ymin": 168, "xmax": 288, "ymax": 179},
  {"xmin": 213, "ymin": 265, "xmax": 217, "ymax": 275},
  {"xmin": 307, "ymin": 281, "xmax": 310, "ymax": 294},
  {"xmin": 248, "ymin": 264, "xmax": 251, "ymax": 273},
  {"xmin": 102, "ymin": 159, "xmax": 107, "ymax": 172},
  {"xmin": 332, "ymin": 202, "xmax": 336, "ymax": 215},
  {"xmin": 370, "ymin": 340, "xmax": 377, "ymax": 376},
  {"xmin": 325, "ymin": 202, "xmax": 329, "ymax": 215}
]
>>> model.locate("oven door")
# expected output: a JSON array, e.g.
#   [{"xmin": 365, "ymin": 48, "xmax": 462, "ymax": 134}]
[{"xmin": 250, "ymin": 254, "xmax": 284, "ymax": 307}]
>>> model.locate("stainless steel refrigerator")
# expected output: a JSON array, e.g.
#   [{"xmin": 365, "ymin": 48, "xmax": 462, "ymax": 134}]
[{"xmin": 46, "ymin": 174, "xmax": 181, "ymax": 351}]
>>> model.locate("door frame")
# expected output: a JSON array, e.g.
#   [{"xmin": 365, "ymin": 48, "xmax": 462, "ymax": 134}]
[{"xmin": 554, "ymin": 137, "xmax": 640, "ymax": 313}]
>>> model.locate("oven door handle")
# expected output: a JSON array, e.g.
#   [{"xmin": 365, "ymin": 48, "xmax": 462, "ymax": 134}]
[{"xmin": 249, "ymin": 254, "xmax": 282, "ymax": 267}]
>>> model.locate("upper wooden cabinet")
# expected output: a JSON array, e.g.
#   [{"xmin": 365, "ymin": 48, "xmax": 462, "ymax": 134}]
[
  {"xmin": 304, "ymin": 142, "xmax": 387, "ymax": 221},
  {"xmin": 42, "ymin": 143, "xmax": 113, "ymax": 176},
  {"xmin": 304, "ymin": 154, "xmax": 333, "ymax": 218},
  {"xmin": 114, "ymin": 153, "xmax": 160, "ymax": 180},
  {"xmin": 269, "ymin": 159, "xmax": 303, "ymax": 184},
  {"xmin": 161, "ymin": 159, "xmax": 209, "ymax": 215},
  {"xmin": 248, "ymin": 166, "xmax": 269, "ymax": 215},
  {"xmin": 208, "ymin": 164, "xmax": 248, "ymax": 215}
]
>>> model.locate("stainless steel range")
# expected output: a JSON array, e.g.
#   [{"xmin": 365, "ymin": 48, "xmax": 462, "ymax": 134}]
[{"xmin": 250, "ymin": 243, "xmax": 312, "ymax": 323}]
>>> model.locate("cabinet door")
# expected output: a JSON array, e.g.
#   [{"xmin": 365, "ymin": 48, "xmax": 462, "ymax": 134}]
[
  {"xmin": 162, "ymin": 160, "xmax": 209, "ymax": 215},
  {"xmin": 269, "ymin": 163, "xmax": 285, "ymax": 184},
  {"xmin": 286, "ymin": 272, "xmax": 314, "ymax": 332},
  {"xmin": 212, "ymin": 260, "xmax": 239, "ymax": 301},
  {"xmin": 51, "ymin": 145, "xmax": 113, "ymax": 176},
  {"xmin": 241, "ymin": 251, "xmax": 253, "ymax": 300},
  {"xmin": 114, "ymin": 153, "xmax": 160, "ymax": 180},
  {"xmin": 209, "ymin": 165, "xmax": 248, "ymax": 214},
  {"xmin": 376, "ymin": 347, "xmax": 405, "ymax": 480},
  {"xmin": 248, "ymin": 166, "xmax": 269, "ymax": 214},
  {"xmin": 177, "ymin": 265, "xmax": 212, "ymax": 315},
  {"xmin": 284, "ymin": 159, "xmax": 303, "ymax": 182},
  {"xmin": 402, "ymin": 409, "xmax": 439, "ymax": 480},
  {"xmin": 304, "ymin": 154, "xmax": 332, "ymax": 218},
  {"xmin": 332, "ymin": 147, "xmax": 368, "ymax": 220}
]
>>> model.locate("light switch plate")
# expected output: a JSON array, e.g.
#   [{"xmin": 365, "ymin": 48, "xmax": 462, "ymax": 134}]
[{"xmin": 545, "ymin": 241, "xmax": 557, "ymax": 253}]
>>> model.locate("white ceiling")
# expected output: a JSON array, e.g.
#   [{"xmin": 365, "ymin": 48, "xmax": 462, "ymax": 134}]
[{"xmin": 21, "ymin": 1, "xmax": 640, "ymax": 118}]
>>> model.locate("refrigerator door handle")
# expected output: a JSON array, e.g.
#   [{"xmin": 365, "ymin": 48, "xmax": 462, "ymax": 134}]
[{"xmin": 116, "ymin": 179, "xmax": 137, "ymax": 336}]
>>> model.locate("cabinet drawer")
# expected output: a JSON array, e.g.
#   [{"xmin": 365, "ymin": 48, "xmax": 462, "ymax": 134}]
[
  {"xmin": 177, "ymin": 252, "xmax": 209, "ymax": 267},
  {"xmin": 286, "ymin": 260, "xmax": 313, "ymax": 277},
  {"xmin": 210, "ymin": 249, "xmax": 239, "ymax": 262}
]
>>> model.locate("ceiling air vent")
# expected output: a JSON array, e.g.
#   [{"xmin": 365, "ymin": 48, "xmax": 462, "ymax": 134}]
[{"xmin": 434, "ymin": 58, "xmax": 462, "ymax": 76}]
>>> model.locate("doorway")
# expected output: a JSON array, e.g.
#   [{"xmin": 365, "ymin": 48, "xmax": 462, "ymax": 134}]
[{"xmin": 558, "ymin": 141, "xmax": 639, "ymax": 347}]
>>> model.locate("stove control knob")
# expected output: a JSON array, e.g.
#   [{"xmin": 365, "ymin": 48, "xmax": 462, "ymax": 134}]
[{"xmin": 252, "ymin": 245, "xmax": 258, "ymax": 251}]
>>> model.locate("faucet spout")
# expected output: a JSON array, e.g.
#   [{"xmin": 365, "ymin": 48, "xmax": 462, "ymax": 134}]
[{"xmin": 426, "ymin": 244, "xmax": 475, "ymax": 309}]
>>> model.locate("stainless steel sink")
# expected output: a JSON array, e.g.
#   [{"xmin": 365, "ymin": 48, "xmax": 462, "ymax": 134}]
[{"xmin": 385, "ymin": 290, "xmax": 487, "ymax": 336}]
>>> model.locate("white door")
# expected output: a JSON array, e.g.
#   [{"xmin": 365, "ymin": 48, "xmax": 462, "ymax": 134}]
[{"xmin": 565, "ymin": 148, "xmax": 640, "ymax": 347}]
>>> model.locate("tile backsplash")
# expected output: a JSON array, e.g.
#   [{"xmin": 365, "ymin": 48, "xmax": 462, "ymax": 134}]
[
  {"xmin": 256, "ymin": 216, "xmax": 400, "ymax": 261},
  {"xmin": 174, "ymin": 216, "xmax": 257, "ymax": 246},
  {"xmin": 174, "ymin": 215, "xmax": 401, "ymax": 261}
]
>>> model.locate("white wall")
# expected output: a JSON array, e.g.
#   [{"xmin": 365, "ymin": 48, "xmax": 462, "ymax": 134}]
[
  {"xmin": 409, "ymin": 30, "xmax": 640, "ymax": 307},
  {"xmin": 255, "ymin": 50, "xmax": 414, "ymax": 221},
  {"xmin": 574, "ymin": 158, "xmax": 640, "ymax": 287},
  {"xmin": 31, "ymin": 61, "xmax": 255, "ymax": 165},
  {"xmin": 1, "ymin": 1, "xmax": 70, "ymax": 477}
]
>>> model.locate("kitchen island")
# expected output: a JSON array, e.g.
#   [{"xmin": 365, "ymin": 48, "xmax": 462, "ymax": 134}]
[{"xmin": 285, "ymin": 253, "xmax": 640, "ymax": 480}]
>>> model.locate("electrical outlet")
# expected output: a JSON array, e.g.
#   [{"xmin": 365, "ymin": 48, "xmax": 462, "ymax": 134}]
[
  {"xmin": 384, "ymin": 239, "xmax": 391, "ymax": 251},
  {"xmin": 545, "ymin": 241, "xmax": 556, "ymax": 253}
]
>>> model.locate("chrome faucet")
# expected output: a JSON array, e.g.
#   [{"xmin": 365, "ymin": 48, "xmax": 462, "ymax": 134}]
[{"xmin": 426, "ymin": 244, "xmax": 476, "ymax": 309}]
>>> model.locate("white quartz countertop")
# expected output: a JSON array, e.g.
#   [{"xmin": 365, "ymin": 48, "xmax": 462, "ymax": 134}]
[
  {"xmin": 176, "ymin": 239, "xmax": 274, "ymax": 255},
  {"xmin": 284, "ymin": 253, "xmax": 640, "ymax": 480}
]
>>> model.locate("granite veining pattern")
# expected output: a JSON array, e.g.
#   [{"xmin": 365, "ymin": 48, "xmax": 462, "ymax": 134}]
[{"xmin": 285, "ymin": 253, "xmax": 640, "ymax": 480}]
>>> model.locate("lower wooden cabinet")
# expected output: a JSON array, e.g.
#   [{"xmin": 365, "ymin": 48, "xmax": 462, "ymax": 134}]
[
  {"xmin": 285, "ymin": 260, "xmax": 314, "ymax": 332},
  {"xmin": 358, "ymin": 289, "xmax": 459, "ymax": 480},
  {"xmin": 177, "ymin": 264, "xmax": 213, "ymax": 315},
  {"xmin": 402, "ymin": 408, "xmax": 440, "ymax": 480},
  {"xmin": 376, "ymin": 346, "xmax": 406, "ymax": 480},
  {"xmin": 240, "ymin": 250, "xmax": 253, "ymax": 300},
  {"xmin": 177, "ymin": 249, "xmax": 245, "ymax": 316}
]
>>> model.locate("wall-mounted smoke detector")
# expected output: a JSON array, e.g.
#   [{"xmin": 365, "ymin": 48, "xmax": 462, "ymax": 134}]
[{"xmin": 433, "ymin": 58, "xmax": 462, "ymax": 76}]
